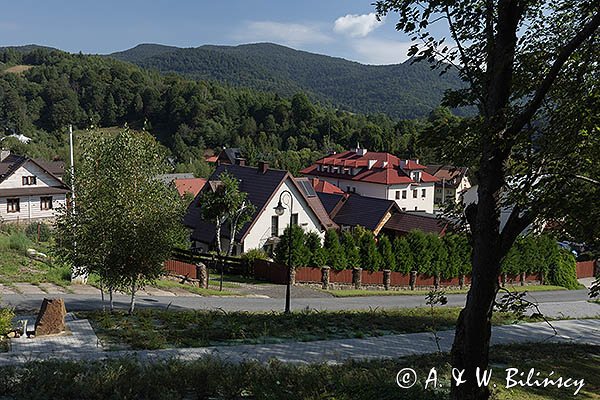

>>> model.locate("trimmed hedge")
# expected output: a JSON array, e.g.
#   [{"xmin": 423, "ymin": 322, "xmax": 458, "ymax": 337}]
[{"xmin": 274, "ymin": 227, "xmax": 578, "ymax": 286}]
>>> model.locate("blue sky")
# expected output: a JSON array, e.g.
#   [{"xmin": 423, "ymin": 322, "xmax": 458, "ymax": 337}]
[{"xmin": 0, "ymin": 0, "xmax": 449, "ymax": 65}]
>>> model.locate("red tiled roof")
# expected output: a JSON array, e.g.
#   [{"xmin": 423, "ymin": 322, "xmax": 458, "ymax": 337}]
[
  {"xmin": 384, "ymin": 212, "xmax": 447, "ymax": 235},
  {"xmin": 309, "ymin": 178, "xmax": 345, "ymax": 194},
  {"xmin": 174, "ymin": 178, "xmax": 207, "ymax": 197},
  {"xmin": 300, "ymin": 150, "xmax": 437, "ymax": 185},
  {"xmin": 205, "ymin": 155, "xmax": 218, "ymax": 163}
]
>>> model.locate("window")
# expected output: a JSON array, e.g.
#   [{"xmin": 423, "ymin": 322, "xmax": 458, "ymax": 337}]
[
  {"xmin": 402, "ymin": 207, "xmax": 406, "ymax": 211},
  {"xmin": 41, "ymin": 196, "xmax": 53, "ymax": 210},
  {"xmin": 395, "ymin": 191, "xmax": 400, "ymax": 199},
  {"xmin": 347, "ymin": 186, "xmax": 352, "ymax": 193},
  {"xmin": 291, "ymin": 213, "xmax": 299, "ymax": 226},
  {"xmin": 402, "ymin": 190, "xmax": 407, "ymax": 199},
  {"xmin": 271, "ymin": 215, "xmax": 279, "ymax": 237},
  {"xmin": 414, "ymin": 206, "xmax": 418, "ymax": 211},
  {"xmin": 413, "ymin": 189, "xmax": 418, "ymax": 198},
  {"xmin": 22, "ymin": 176, "xmax": 37, "ymax": 186},
  {"xmin": 421, "ymin": 189, "xmax": 426, "ymax": 198},
  {"xmin": 7, "ymin": 198, "xmax": 20, "ymax": 213}
]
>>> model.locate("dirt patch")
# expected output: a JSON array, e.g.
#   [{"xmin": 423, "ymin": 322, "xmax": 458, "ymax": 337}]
[{"xmin": 2, "ymin": 65, "xmax": 34, "ymax": 74}]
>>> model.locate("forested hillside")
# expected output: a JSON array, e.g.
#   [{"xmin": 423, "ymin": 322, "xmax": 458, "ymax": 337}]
[
  {"xmin": 0, "ymin": 47, "xmax": 455, "ymax": 176},
  {"xmin": 110, "ymin": 43, "xmax": 464, "ymax": 119}
]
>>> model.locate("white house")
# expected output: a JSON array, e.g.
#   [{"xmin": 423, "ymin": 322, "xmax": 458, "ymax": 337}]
[
  {"xmin": 184, "ymin": 162, "xmax": 337, "ymax": 254},
  {"xmin": 300, "ymin": 148, "xmax": 439, "ymax": 213},
  {"xmin": 0, "ymin": 150, "xmax": 69, "ymax": 223},
  {"xmin": 424, "ymin": 165, "xmax": 471, "ymax": 211}
]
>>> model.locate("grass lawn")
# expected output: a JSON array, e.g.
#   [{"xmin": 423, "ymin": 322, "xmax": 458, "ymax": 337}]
[
  {"xmin": 81, "ymin": 307, "xmax": 543, "ymax": 350},
  {"xmin": 0, "ymin": 343, "xmax": 597, "ymax": 399},
  {"xmin": 151, "ymin": 279, "xmax": 238, "ymax": 296},
  {"xmin": 324, "ymin": 284, "xmax": 568, "ymax": 297},
  {"xmin": 0, "ymin": 231, "xmax": 71, "ymax": 290}
]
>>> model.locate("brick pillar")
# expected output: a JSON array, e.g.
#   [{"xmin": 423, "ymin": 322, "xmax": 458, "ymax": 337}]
[
  {"xmin": 520, "ymin": 272, "xmax": 526, "ymax": 286},
  {"xmin": 289, "ymin": 268, "xmax": 296, "ymax": 285},
  {"xmin": 459, "ymin": 274, "xmax": 465, "ymax": 290},
  {"xmin": 539, "ymin": 270, "xmax": 545, "ymax": 285},
  {"xmin": 352, "ymin": 267, "xmax": 362, "ymax": 289},
  {"xmin": 383, "ymin": 269, "xmax": 391, "ymax": 290},
  {"xmin": 196, "ymin": 262, "xmax": 208, "ymax": 289},
  {"xmin": 595, "ymin": 259, "xmax": 600, "ymax": 277},
  {"xmin": 409, "ymin": 271, "xmax": 417, "ymax": 290},
  {"xmin": 501, "ymin": 273, "xmax": 507, "ymax": 288},
  {"xmin": 433, "ymin": 274, "xmax": 440, "ymax": 289},
  {"xmin": 321, "ymin": 266, "xmax": 330, "ymax": 290}
]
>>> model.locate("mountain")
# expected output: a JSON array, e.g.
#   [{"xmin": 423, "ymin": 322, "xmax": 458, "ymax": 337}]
[{"xmin": 110, "ymin": 43, "xmax": 464, "ymax": 119}]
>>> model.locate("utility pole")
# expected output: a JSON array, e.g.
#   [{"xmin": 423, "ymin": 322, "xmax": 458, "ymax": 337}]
[{"xmin": 69, "ymin": 124, "xmax": 75, "ymax": 207}]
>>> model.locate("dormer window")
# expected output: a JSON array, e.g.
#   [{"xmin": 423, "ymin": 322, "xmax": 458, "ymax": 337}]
[
  {"xmin": 323, "ymin": 166, "xmax": 330, "ymax": 172},
  {"xmin": 22, "ymin": 176, "xmax": 37, "ymax": 186},
  {"xmin": 332, "ymin": 166, "xmax": 339, "ymax": 174},
  {"xmin": 411, "ymin": 171, "xmax": 421, "ymax": 182}
]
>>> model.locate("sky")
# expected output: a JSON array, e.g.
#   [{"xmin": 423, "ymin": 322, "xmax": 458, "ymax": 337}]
[{"xmin": 0, "ymin": 0, "xmax": 449, "ymax": 65}]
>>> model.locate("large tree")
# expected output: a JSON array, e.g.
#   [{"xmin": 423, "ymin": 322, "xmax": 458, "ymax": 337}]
[
  {"xmin": 375, "ymin": 1, "xmax": 599, "ymax": 399},
  {"xmin": 54, "ymin": 129, "xmax": 186, "ymax": 313}
]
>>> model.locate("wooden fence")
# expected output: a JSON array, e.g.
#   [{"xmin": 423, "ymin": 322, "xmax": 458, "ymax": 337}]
[
  {"xmin": 165, "ymin": 249, "xmax": 251, "ymax": 277},
  {"xmin": 576, "ymin": 260, "xmax": 596, "ymax": 278}
]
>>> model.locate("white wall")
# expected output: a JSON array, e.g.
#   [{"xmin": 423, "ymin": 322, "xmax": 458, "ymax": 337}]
[
  {"xmin": 243, "ymin": 178, "xmax": 325, "ymax": 251},
  {"xmin": 316, "ymin": 176, "xmax": 436, "ymax": 213},
  {"xmin": 0, "ymin": 194, "xmax": 66, "ymax": 222},
  {"xmin": 0, "ymin": 162, "xmax": 60, "ymax": 190}
]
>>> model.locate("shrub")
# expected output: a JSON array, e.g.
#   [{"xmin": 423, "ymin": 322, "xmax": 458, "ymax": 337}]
[
  {"xmin": 393, "ymin": 236, "xmax": 413, "ymax": 273},
  {"xmin": 341, "ymin": 231, "xmax": 360, "ymax": 268},
  {"xmin": 377, "ymin": 235, "xmax": 395, "ymax": 271},
  {"xmin": 0, "ymin": 306, "xmax": 15, "ymax": 336},
  {"xmin": 547, "ymin": 250, "xmax": 580, "ymax": 289},
  {"xmin": 241, "ymin": 248, "xmax": 269, "ymax": 264},
  {"xmin": 25, "ymin": 222, "xmax": 52, "ymax": 242},
  {"xmin": 323, "ymin": 229, "xmax": 346, "ymax": 270},
  {"xmin": 359, "ymin": 230, "xmax": 382, "ymax": 271},
  {"xmin": 8, "ymin": 232, "xmax": 32, "ymax": 253},
  {"xmin": 274, "ymin": 225, "xmax": 309, "ymax": 267}
]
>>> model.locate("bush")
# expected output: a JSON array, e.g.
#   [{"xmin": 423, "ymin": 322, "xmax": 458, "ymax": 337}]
[
  {"xmin": 547, "ymin": 250, "xmax": 580, "ymax": 290},
  {"xmin": 8, "ymin": 232, "xmax": 32, "ymax": 253},
  {"xmin": 25, "ymin": 222, "xmax": 52, "ymax": 242},
  {"xmin": 240, "ymin": 248, "xmax": 269, "ymax": 264},
  {"xmin": 0, "ymin": 306, "xmax": 15, "ymax": 336}
]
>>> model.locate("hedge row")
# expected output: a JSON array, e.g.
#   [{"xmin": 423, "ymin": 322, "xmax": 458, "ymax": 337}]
[{"xmin": 273, "ymin": 226, "xmax": 578, "ymax": 287}]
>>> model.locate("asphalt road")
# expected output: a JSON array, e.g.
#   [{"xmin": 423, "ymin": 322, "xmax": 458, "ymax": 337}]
[{"xmin": 2, "ymin": 289, "xmax": 598, "ymax": 318}]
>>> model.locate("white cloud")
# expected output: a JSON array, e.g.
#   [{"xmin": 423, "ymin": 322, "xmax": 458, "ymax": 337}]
[
  {"xmin": 235, "ymin": 21, "xmax": 333, "ymax": 47},
  {"xmin": 333, "ymin": 13, "xmax": 384, "ymax": 38},
  {"xmin": 351, "ymin": 38, "xmax": 414, "ymax": 65}
]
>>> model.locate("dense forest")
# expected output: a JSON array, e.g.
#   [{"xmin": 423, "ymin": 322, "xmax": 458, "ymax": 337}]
[
  {"xmin": 110, "ymin": 43, "xmax": 466, "ymax": 119},
  {"xmin": 0, "ymin": 47, "xmax": 458, "ymax": 176}
]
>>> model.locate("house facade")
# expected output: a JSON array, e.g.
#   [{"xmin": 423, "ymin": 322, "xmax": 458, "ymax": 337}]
[
  {"xmin": 184, "ymin": 162, "xmax": 336, "ymax": 254},
  {"xmin": 301, "ymin": 148, "xmax": 439, "ymax": 213},
  {"xmin": 0, "ymin": 150, "xmax": 69, "ymax": 223},
  {"xmin": 424, "ymin": 165, "xmax": 471, "ymax": 211}
]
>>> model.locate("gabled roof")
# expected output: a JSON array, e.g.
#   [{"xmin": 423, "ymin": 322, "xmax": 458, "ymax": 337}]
[
  {"xmin": 0, "ymin": 154, "xmax": 69, "ymax": 190},
  {"xmin": 301, "ymin": 150, "xmax": 438, "ymax": 185},
  {"xmin": 173, "ymin": 178, "xmax": 207, "ymax": 197},
  {"xmin": 185, "ymin": 164, "xmax": 337, "ymax": 245},
  {"xmin": 424, "ymin": 165, "xmax": 468, "ymax": 188},
  {"xmin": 383, "ymin": 211, "xmax": 447, "ymax": 235},
  {"xmin": 316, "ymin": 192, "xmax": 400, "ymax": 233},
  {"xmin": 308, "ymin": 177, "xmax": 345, "ymax": 194}
]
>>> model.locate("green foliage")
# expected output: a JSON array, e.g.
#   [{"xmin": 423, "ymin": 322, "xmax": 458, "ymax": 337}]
[
  {"xmin": 0, "ymin": 306, "xmax": 14, "ymax": 336},
  {"xmin": 377, "ymin": 235, "xmax": 395, "ymax": 271},
  {"xmin": 0, "ymin": 47, "xmax": 453, "ymax": 174},
  {"xmin": 111, "ymin": 42, "xmax": 465, "ymax": 119},
  {"xmin": 358, "ymin": 230, "xmax": 382, "ymax": 271},
  {"xmin": 199, "ymin": 171, "xmax": 254, "ymax": 255},
  {"xmin": 53, "ymin": 130, "xmax": 187, "ymax": 312},
  {"xmin": 274, "ymin": 225, "xmax": 309, "ymax": 268},
  {"xmin": 240, "ymin": 248, "xmax": 269, "ymax": 264},
  {"xmin": 24, "ymin": 222, "xmax": 52, "ymax": 242},
  {"xmin": 406, "ymin": 230, "xmax": 432, "ymax": 274},
  {"xmin": 323, "ymin": 229, "xmax": 346, "ymax": 270},
  {"xmin": 304, "ymin": 231, "xmax": 327, "ymax": 267},
  {"xmin": 341, "ymin": 231, "xmax": 360, "ymax": 268},
  {"xmin": 547, "ymin": 251, "xmax": 580, "ymax": 290},
  {"xmin": 393, "ymin": 236, "xmax": 413, "ymax": 273}
]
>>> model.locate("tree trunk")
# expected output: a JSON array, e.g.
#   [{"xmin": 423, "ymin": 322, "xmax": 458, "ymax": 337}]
[
  {"xmin": 109, "ymin": 288, "xmax": 114, "ymax": 312},
  {"xmin": 128, "ymin": 279, "xmax": 137, "ymax": 315}
]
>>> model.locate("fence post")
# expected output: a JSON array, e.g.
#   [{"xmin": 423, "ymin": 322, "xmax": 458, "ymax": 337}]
[
  {"xmin": 459, "ymin": 274, "xmax": 465, "ymax": 290},
  {"xmin": 520, "ymin": 272, "xmax": 526, "ymax": 286},
  {"xmin": 501, "ymin": 273, "xmax": 507, "ymax": 287},
  {"xmin": 409, "ymin": 270, "xmax": 417, "ymax": 290},
  {"xmin": 595, "ymin": 259, "xmax": 600, "ymax": 277},
  {"xmin": 538, "ymin": 270, "xmax": 545, "ymax": 285},
  {"xmin": 433, "ymin": 274, "xmax": 440, "ymax": 289},
  {"xmin": 321, "ymin": 266, "xmax": 330, "ymax": 290},
  {"xmin": 196, "ymin": 262, "xmax": 208, "ymax": 289},
  {"xmin": 383, "ymin": 269, "xmax": 391, "ymax": 290},
  {"xmin": 289, "ymin": 267, "xmax": 296, "ymax": 286},
  {"xmin": 352, "ymin": 267, "xmax": 362, "ymax": 289}
]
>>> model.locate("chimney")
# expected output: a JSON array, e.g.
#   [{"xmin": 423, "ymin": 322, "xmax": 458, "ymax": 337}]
[
  {"xmin": 0, "ymin": 149, "xmax": 9, "ymax": 162},
  {"xmin": 258, "ymin": 161, "xmax": 269, "ymax": 174}
]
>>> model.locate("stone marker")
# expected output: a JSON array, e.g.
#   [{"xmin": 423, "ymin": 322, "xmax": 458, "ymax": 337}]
[{"xmin": 35, "ymin": 298, "xmax": 67, "ymax": 336}]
